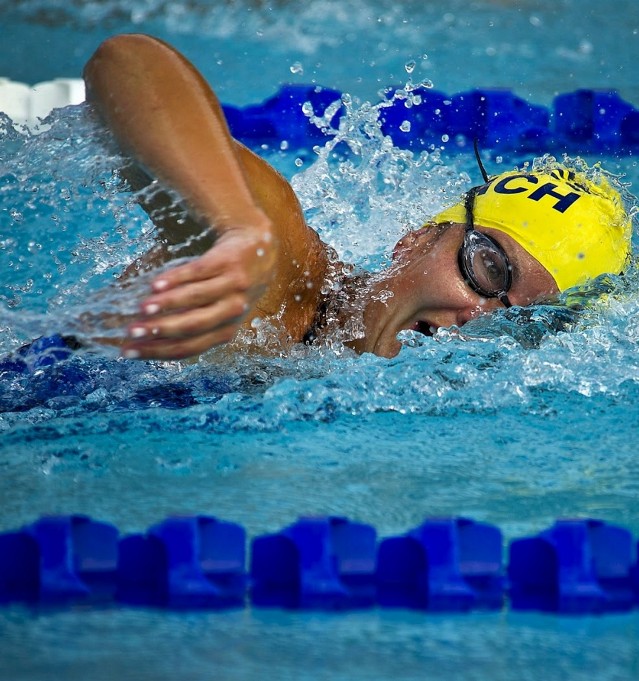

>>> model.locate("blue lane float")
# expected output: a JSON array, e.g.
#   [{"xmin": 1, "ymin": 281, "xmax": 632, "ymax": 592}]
[
  {"xmin": 0, "ymin": 515, "xmax": 118, "ymax": 604},
  {"xmin": 0, "ymin": 336, "xmax": 237, "ymax": 413},
  {"xmin": 0, "ymin": 334, "xmax": 80, "ymax": 374},
  {"xmin": 251, "ymin": 516, "xmax": 377, "ymax": 609},
  {"xmin": 377, "ymin": 517, "xmax": 504, "ymax": 611},
  {"xmin": 1, "ymin": 515, "xmax": 638, "ymax": 614},
  {"xmin": 221, "ymin": 84, "xmax": 639, "ymax": 154},
  {"xmin": 118, "ymin": 516, "xmax": 246, "ymax": 608},
  {"xmin": 509, "ymin": 519, "xmax": 637, "ymax": 614}
]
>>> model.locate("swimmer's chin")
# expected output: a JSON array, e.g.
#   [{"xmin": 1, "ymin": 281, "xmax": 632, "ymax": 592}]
[
  {"xmin": 370, "ymin": 323, "xmax": 435, "ymax": 358},
  {"xmin": 378, "ymin": 320, "xmax": 439, "ymax": 358}
]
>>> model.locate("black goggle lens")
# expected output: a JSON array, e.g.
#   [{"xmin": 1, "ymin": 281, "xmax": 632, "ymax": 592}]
[
  {"xmin": 458, "ymin": 185, "xmax": 513, "ymax": 307},
  {"xmin": 459, "ymin": 230, "xmax": 512, "ymax": 299}
]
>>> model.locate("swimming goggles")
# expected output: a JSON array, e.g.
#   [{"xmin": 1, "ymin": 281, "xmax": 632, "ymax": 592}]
[{"xmin": 458, "ymin": 185, "xmax": 513, "ymax": 308}]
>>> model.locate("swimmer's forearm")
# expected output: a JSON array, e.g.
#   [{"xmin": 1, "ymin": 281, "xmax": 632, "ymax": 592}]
[
  {"xmin": 83, "ymin": 35, "xmax": 329, "ymax": 360},
  {"xmin": 83, "ymin": 34, "xmax": 270, "ymax": 237}
]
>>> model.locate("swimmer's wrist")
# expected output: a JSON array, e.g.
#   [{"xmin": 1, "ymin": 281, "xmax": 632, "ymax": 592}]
[{"xmin": 209, "ymin": 208, "xmax": 274, "ymax": 243}]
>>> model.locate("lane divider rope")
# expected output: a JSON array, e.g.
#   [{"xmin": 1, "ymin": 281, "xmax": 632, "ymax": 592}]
[
  {"xmin": 1, "ymin": 77, "xmax": 637, "ymax": 153},
  {"xmin": 1, "ymin": 515, "xmax": 637, "ymax": 613}
]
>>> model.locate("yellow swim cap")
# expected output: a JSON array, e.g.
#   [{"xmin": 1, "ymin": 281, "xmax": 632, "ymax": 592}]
[{"xmin": 433, "ymin": 167, "xmax": 632, "ymax": 292}]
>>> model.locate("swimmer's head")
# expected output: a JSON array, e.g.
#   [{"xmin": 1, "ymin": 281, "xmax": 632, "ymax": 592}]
[{"xmin": 432, "ymin": 166, "xmax": 632, "ymax": 292}]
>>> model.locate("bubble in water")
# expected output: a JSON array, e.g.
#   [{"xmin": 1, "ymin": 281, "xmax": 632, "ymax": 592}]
[
  {"xmin": 400, "ymin": 121, "xmax": 411, "ymax": 133},
  {"xmin": 579, "ymin": 40, "xmax": 594, "ymax": 55},
  {"xmin": 290, "ymin": 62, "xmax": 304, "ymax": 75},
  {"xmin": 404, "ymin": 60, "xmax": 416, "ymax": 74}
]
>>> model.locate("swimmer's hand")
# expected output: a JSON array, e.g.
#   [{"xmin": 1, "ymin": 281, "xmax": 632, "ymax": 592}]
[{"xmin": 122, "ymin": 220, "xmax": 275, "ymax": 360}]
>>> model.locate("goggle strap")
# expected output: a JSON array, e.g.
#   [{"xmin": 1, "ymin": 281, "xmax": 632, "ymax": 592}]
[
  {"xmin": 464, "ymin": 189, "xmax": 476, "ymax": 230},
  {"xmin": 473, "ymin": 139, "xmax": 490, "ymax": 183},
  {"xmin": 498, "ymin": 292, "xmax": 513, "ymax": 309}
]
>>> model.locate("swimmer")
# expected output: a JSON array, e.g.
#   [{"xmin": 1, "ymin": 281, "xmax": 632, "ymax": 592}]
[{"xmin": 83, "ymin": 34, "xmax": 632, "ymax": 361}]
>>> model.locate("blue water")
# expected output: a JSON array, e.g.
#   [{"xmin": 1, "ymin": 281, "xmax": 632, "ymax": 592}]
[{"xmin": 2, "ymin": 1, "xmax": 639, "ymax": 680}]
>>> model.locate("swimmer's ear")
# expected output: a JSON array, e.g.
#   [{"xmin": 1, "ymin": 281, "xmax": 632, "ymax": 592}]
[{"xmin": 392, "ymin": 223, "xmax": 436, "ymax": 261}]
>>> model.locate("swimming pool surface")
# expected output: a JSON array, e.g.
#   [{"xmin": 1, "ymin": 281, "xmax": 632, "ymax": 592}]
[{"xmin": 1, "ymin": 1, "xmax": 639, "ymax": 680}]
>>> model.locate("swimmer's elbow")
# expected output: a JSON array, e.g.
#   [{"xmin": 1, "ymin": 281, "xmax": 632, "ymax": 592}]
[{"xmin": 83, "ymin": 34, "xmax": 169, "ymax": 97}]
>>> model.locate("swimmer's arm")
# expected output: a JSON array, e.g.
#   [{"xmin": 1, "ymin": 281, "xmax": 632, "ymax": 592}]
[{"xmin": 83, "ymin": 34, "xmax": 279, "ymax": 359}]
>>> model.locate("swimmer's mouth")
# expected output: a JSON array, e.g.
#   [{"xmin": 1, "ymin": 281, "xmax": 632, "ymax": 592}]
[{"xmin": 412, "ymin": 320, "xmax": 437, "ymax": 337}]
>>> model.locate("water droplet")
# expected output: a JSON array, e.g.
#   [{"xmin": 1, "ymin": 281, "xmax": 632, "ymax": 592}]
[
  {"xmin": 579, "ymin": 40, "xmax": 593, "ymax": 55},
  {"xmin": 404, "ymin": 60, "xmax": 416, "ymax": 74}
]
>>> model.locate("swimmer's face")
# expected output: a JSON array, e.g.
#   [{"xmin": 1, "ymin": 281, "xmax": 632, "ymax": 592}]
[{"xmin": 355, "ymin": 221, "xmax": 559, "ymax": 358}]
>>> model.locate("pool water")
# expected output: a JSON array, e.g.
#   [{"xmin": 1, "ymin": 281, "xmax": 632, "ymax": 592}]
[{"xmin": 1, "ymin": 1, "xmax": 639, "ymax": 680}]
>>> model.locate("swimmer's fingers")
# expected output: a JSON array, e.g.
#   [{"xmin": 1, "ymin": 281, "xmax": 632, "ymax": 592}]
[
  {"xmin": 122, "ymin": 228, "xmax": 275, "ymax": 359},
  {"xmin": 149, "ymin": 228, "xmax": 275, "ymax": 297},
  {"xmin": 122, "ymin": 326, "xmax": 238, "ymax": 361},
  {"xmin": 139, "ymin": 274, "xmax": 244, "ymax": 318},
  {"xmin": 148, "ymin": 254, "xmax": 224, "ymax": 295},
  {"xmin": 122, "ymin": 297, "xmax": 247, "ymax": 360}
]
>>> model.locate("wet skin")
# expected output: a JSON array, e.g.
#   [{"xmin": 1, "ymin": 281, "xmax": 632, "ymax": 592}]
[
  {"xmin": 352, "ymin": 222, "xmax": 560, "ymax": 358},
  {"xmin": 84, "ymin": 34, "xmax": 559, "ymax": 362}
]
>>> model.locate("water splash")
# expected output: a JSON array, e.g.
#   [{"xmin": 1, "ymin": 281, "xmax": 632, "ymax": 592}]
[
  {"xmin": 1, "ymin": 89, "xmax": 639, "ymax": 431},
  {"xmin": 0, "ymin": 105, "xmax": 159, "ymax": 349},
  {"xmin": 292, "ymin": 88, "xmax": 469, "ymax": 269}
]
